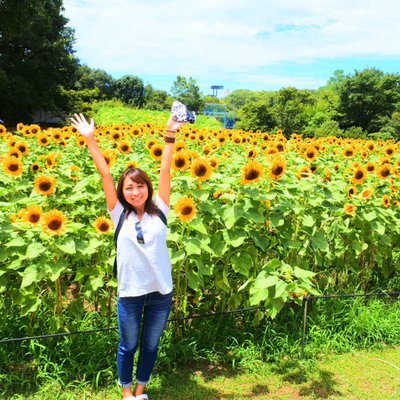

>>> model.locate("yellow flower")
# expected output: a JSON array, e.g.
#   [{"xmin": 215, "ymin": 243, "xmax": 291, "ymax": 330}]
[
  {"xmin": 190, "ymin": 158, "xmax": 212, "ymax": 181},
  {"xmin": 125, "ymin": 160, "xmax": 138, "ymax": 170},
  {"xmin": 37, "ymin": 133, "xmax": 50, "ymax": 146},
  {"xmin": 240, "ymin": 160, "xmax": 264, "ymax": 184},
  {"xmin": 174, "ymin": 196, "xmax": 197, "ymax": 222},
  {"xmin": 41, "ymin": 210, "xmax": 67, "ymax": 235},
  {"xmin": 172, "ymin": 152, "xmax": 190, "ymax": 172},
  {"xmin": 268, "ymin": 155, "xmax": 286, "ymax": 180},
  {"xmin": 351, "ymin": 167, "xmax": 368, "ymax": 184},
  {"xmin": 149, "ymin": 144, "xmax": 164, "ymax": 161},
  {"xmin": 14, "ymin": 140, "xmax": 29, "ymax": 155},
  {"xmin": 297, "ymin": 165, "xmax": 311, "ymax": 179},
  {"xmin": 94, "ymin": 216, "xmax": 113, "ymax": 234},
  {"xmin": 382, "ymin": 195, "xmax": 390, "ymax": 208},
  {"xmin": 343, "ymin": 203, "xmax": 357, "ymax": 216},
  {"xmin": 30, "ymin": 162, "xmax": 41, "ymax": 172},
  {"xmin": 2, "ymin": 156, "xmax": 23, "ymax": 176},
  {"xmin": 146, "ymin": 138, "xmax": 157, "ymax": 149},
  {"xmin": 23, "ymin": 205, "xmax": 42, "ymax": 225},
  {"xmin": 347, "ymin": 186, "xmax": 357, "ymax": 198},
  {"xmin": 360, "ymin": 187, "xmax": 374, "ymax": 200},
  {"xmin": 34, "ymin": 175, "xmax": 57, "ymax": 196},
  {"xmin": 304, "ymin": 146, "xmax": 317, "ymax": 162},
  {"xmin": 118, "ymin": 140, "xmax": 132, "ymax": 154},
  {"xmin": 101, "ymin": 149, "xmax": 117, "ymax": 168},
  {"xmin": 376, "ymin": 164, "xmax": 391, "ymax": 179}
]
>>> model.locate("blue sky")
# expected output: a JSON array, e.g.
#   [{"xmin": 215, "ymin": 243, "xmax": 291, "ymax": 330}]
[{"xmin": 63, "ymin": 0, "xmax": 400, "ymax": 97}]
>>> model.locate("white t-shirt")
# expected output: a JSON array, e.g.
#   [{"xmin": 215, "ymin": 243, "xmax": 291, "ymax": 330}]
[{"xmin": 108, "ymin": 194, "xmax": 172, "ymax": 297}]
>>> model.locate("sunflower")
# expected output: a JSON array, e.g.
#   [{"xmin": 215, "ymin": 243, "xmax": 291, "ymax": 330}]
[
  {"xmin": 365, "ymin": 162, "xmax": 375, "ymax": 172},
  {"xmin": 202, "ymin": 145, "xmax": 212, "ymax": 155},
  {"xmin": 52, "ymin": 130, "xmax": 64, "ymax": 141},
  {"xmin": 383, "ymin": 144, "xmax": 397, "ymax": 157},
  {"xmin": 8, "ymin": 148, "xmax": 22, "ymax": 159},
  {"xmin": 0, "ymin": 124, "xmax": 7, "ymax": 135},
  {"xmin": 118, "ymin": 140, "xmax": 132, "ymax": 154},
  {"xmin": 149, "ymin": 144, "xmax": 164, "ymax": 161},
  {"xmin": 351, "ymin": 167, "xmax": 368, "ymax": 184},
  {"xmin": 382, "ymin": 194, "xmax": 390, "ymax": 208},
  {"xmin": 347, "ymin": 186, "xmax": 357, "ymax": 198},
  {"xmin": 246, "ymin": 148, "xmax": 258, "ymax": 158},
  {"xmin": 343, "ymin": 146, "xmax": 355, "ymax": 158},
  {"xmin": 101, "ymin": 149, "xmax": 117, "ymax": 168},
  {"xmin": 174, "ymin": 141, "xmax": 186, "ymax": 152},
  {"xmin": 2, "ymin": 156, "xmax": 23, "ymax": 176},
  {"xmin": 304, "ymin": 146, "xmax": 318, "ymax": 162},
  {"xmin": 29, "ymin": 124, "xmax": 41, "ymax": 135},
  {"xmin": 34, "ymin": 175, "xmax": 57, "ymax": 196},
  {"xmin": 240, "ymin": 160, "xmax": 264, "ymax": 184},
  {"xmin": 76, "ymin": 136, "xmax": 86, "ymax": 148},
  {"xmin": 146, "ymin": 139, "xmax": 157, "ymax": 149},
  {"xmin": 343, "ymin": 203, "xmax": 357, "ymax": 215},
  {"xmin": 14, "ymin": 140, "xmax": 29, "ymax": 155},
  {"xmin": 360, "ymin": 187, "xmax": 374, "ymax": 200},
  {"xmin": 69, "ymin": 165, "xmax": 81, "ymax": 180},
  {"xmin": 172, "ymin": 152, "xmax": 190, "ymax": 172},
  {"xmin": 125, "ymin": 160, "xmax": 138, "ymax": 169},
  {"xmin": 23, "ymin": 205, "xmax": 42, "ymax": 225},
  {"xmin": 30, "ymin": 162, "xmax": 41, "ymax": 172},
  {"xmin": 208, "ymin": 157, "xmax": 219, "ymax": 169},
  {"xmin": 323, "ymin": 167, "xmax": 331, "ymax": 182},
  {"xmin": 41, "ymin": 210, "xmax": 67, "ymax": 235},
  {"xmin": 37, "ymin": 133, "xmax": 50, "ymax": 146},
  {"xmin": 365, "ymin": 140, "xmax": 375, "ymax": 152},
  {"xmin": 232, "ymin": 134, "xmax": 243, "ymax": 144},
  {"xmin": 376, "ymin": 164, "xmax": 391, "ymax": 179},
  {"xmin": 190, "ymin": 158, "xmax": 212, "ymax": 181},
  {"xmin": 297, "ymin": 165, "xmax": 311, "ymax": 179},
  {"xmin": 16, "ymin": 123, "xmax": 24, "ymax": 132},
  {"xmin": 94, "ymin": 216, "xmax": 113, "ymax": 234},
  {"xmin": 268, "ymin": 155, "xmax": 286, "ymax": 180},
  {"xmin": 174, "ymin": 196, "xmax": 197, "ymax": 222}
]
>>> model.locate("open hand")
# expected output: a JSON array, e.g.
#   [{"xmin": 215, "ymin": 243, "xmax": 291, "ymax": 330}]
[
  {"xmin": 167, "ymin": 114, "xmax": 187, "ymax": 133},
  {"xmin": 71, "ymin": 113, "xmax": 95, "ymax": 137}
]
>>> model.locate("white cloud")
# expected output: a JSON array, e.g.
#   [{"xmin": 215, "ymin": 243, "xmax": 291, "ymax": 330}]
[{"xmin": 63, "ymin": 0, "xmax": 400, "ymax": 90}]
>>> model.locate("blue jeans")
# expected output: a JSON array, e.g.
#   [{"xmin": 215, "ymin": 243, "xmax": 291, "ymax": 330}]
[{"xmin": 117, "ymin": 291, "xmax": 172, "ymax": 387}]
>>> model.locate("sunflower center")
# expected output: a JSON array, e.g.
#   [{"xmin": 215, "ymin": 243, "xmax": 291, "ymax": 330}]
[
  {"xmin": 175, "ymin": 158, "xmax": 185, "ymax": 168},
  {"xmin": 181, "ymin": 206, "xmax": 193, "ymax": 216},
  {"xmin": 195, "ymin": 165, "xmax": 207, "ymax": 177},
  {"xmin": 48, "ymin": 219, "xmax": 62, "ymax": 230},
  {"xmin": 9, "ymin": 163, "xmax": 19, "ymax": 171},
  {"xmin": 154, "ymin": 149, "xmax": 162, "ymax": 156},
  {"xmin": 355, "ymin": 171, "xmax": 364, "ymax": 179},
  {"xmin": 380, "ymin": 168, "xmax": 390, "ymax": 177},
  {"xmin": 39, "ymin": 182, "xmax": 51, "ymax": 191},
  {"xmin": 99, "ymin": 222, "xmax": 110, "ymax": 232},
  {"xmin": 245, "ymin": 168, "xmax": 260, "ymax": 180},
  {"xmin": 29, "ymin": 213, "xmax": 40, "ymax": 223},
  {"xmin": 272, "ymin": 166, "xmax": 283, "ymax": 176}
]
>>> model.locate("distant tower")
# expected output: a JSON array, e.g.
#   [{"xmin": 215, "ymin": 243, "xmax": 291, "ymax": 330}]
[{"xmin": 211, "ymin": 85, "xmax": 224, "ymax": 97}]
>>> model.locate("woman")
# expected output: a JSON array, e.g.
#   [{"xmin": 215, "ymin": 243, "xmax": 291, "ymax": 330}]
[{"xmin": 71, "ymin": 112, "xmax": 185, "ymax": 400}]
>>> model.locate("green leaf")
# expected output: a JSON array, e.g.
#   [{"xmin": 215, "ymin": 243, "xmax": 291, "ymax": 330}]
[
  {"xmin": 185, "ymin": 237, "xmax": 203, "ymax": 255},
  {"xmin": 223, "ymin": 206, "xmax": 244, "ymax": 229},
  {"xmin": 231, "ymin": 252, "xmax": 252, "ymax": 275},
  {"xmin": 6, "ymin": 237, "xmax": 26, "ymax": 247},
  {"xmin": 311, "ymin": 231, "xmax": 328, "ymax": 252},
  {"xmin": 48, "ymin": 264, "xmax": 67, "ymax": 281},
  {"xmin": 187, "ymin": 270, "xmax": 202, "ymax": 290},
  {"xmin": 302, "ymin": 214, "xmax": 315, "ymax": 227},
  {"xmin": 293, "ymin": 266, "xmax": 316, "ymax": 279},
  {"xmin": 170, "ymin": 249, "xmax": 185, "ymax": 264},
  {"xmin": 56, "ymin": 239, "xmax": 76, "ymax": 254},
  {"xmin": 252, "ymin": 232, "xmax": 269, "ymax": 251},
  {"xmin": 20, "ymin": 266, "xmax": 39, "ymax": 288},
  {"xmin": 90, "ymin": 276, "xmax": 104, "ymax": 291},
  {"xmin": 26, "ymin": 243, "xmax": 46, "ymax": 259},
  {"xmin": 223, "ymin": 228, "xmax": 247, "ymax": 247}
]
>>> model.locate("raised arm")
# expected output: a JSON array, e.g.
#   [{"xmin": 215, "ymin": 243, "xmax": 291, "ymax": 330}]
[
  {"xmin": 157, "ymin": 114, "xmax": 186, "ymax": 206},
  {"xmin": 70, "ymin": 113, "xmax": 118, "ymax": 211}
]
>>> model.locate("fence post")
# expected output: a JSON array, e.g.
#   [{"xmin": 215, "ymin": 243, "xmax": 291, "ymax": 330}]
[{"xmin": 301, "ymin": 295, "xmax": 309, "ymax": 359}]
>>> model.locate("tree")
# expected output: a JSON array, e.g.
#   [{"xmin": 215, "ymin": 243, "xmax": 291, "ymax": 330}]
[
  {"xmin": 170, "ymin": 76, "xmax": 204, "ymax": 113},
  {"xmin": 235, "ymin": 99, "xmax": 276, "ymax": 132},
  {"xmin": 273, "ymin": 87, "xmax": 317, "ymax": 136},
  {"xmin": 0, "ymin": 0, "xmax": 78, "ymax": 123},
  {"xmin": 114, "ymin": 75, "xmax": 145, "ymax": 108},
  {"xmin": 143, "ymin": 84, "xmax": 171, "ymax": 110},
  {"xmin": 335, "ymin": 68, "xmax": 400, "ymax": 132},
  {"xmin": 224, "ymin": 89, "xmax": 263, "ymax": 112},
  {"xmin": 76, "ymin": 65, "xmax": 115, "ymax": 100}
]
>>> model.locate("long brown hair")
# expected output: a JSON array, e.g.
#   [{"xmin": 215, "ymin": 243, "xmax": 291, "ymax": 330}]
[{"xmin": 116, "ymin": 168, "xmax": 158, "ymax": 216}]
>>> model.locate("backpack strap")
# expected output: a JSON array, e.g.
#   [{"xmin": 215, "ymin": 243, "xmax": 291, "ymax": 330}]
[{"xmin": 113, "ymin": 207, "xmax": 167, "ymax": 278}]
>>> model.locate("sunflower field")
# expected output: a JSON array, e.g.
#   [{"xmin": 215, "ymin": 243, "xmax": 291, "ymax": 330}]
[{"xmin": 1, "ymin": 120, "xmax": 399, "ymax": 335}]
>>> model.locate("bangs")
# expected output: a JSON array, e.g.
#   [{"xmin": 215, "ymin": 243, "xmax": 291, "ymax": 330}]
[{"xmin": 126, "ymin": 169, "xmax": 148, "ymax": 185}]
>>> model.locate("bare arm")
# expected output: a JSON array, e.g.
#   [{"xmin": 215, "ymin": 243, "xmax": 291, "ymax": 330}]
[
  {"xmin": 70, "ymin": 113, "xmax": 118, "ymax": 211},
  {"xmin": 158, "ymin": 114, "xmax": 186, "ymax": 206}
]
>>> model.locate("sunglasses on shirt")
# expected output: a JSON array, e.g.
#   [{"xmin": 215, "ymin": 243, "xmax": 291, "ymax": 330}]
[{"xmin": 135, "ymin": 221, "xmax": 145, "ymax": 244}]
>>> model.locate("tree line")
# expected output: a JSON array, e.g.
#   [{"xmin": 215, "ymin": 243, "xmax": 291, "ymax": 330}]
[{"xmin": 1, "ymin": 0, "xmax": 399, "ymax": 139}]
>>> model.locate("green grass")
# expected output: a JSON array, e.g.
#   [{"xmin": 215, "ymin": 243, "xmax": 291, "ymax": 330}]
[
  {"xmin": 1, "ymin": 298, "xmax": 399, "ymax": 399},
  {"xmin": 90, "ymin": 100, "xmax": 223, "ymax": 129},
  {"xmin": 4, "ymin": 346, "xmax": 400, "ymax": 399}
]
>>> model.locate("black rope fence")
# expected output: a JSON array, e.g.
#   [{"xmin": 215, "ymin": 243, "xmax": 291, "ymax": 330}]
[{"xmin": 1, "ymin": 291, "xmax": 399, "ymax": 355}]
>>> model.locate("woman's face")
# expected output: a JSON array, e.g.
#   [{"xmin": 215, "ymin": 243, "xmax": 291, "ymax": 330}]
[{"xmin": 122, "ymin": 177, "xmax": 149, "ymax": 210}]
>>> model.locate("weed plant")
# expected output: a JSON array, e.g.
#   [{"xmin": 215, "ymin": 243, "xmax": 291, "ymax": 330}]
[{"xmin": 1, "ymin": 295, "xmax": 399, "ymax": 398}]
